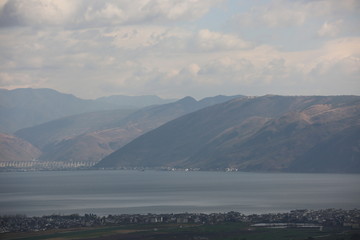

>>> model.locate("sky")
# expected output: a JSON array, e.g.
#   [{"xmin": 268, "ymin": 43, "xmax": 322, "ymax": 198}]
[{"xmin": 0, "ymin": 0, "xmax": 359, "ymax": 99}]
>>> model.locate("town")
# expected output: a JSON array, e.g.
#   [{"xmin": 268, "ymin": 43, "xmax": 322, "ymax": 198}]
[{"xmin": 1, "ymin": 209, "xmax": 359, "ymax": 233}]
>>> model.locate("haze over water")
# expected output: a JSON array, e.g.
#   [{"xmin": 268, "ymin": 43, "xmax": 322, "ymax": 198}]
[{"xmin": 0, "ymin": 170, "xmax": 359, "ymax": 217}]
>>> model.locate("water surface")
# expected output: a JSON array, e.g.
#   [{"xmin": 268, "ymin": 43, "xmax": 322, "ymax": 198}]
[{"xmin": 0, "ymin": 170, "xmax": 359, "ymax": 216}]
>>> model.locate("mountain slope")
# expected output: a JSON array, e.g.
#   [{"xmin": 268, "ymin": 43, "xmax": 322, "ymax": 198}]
[
  {"xmin": 0, "ymin": 88, "xmax": 119, "ymax": 133},
  {"xmin": 0, "ymin": 133, "xmax": 41, "ymax": 162},
  {"xmin": 39, "ymin": 131, "xmax": 122, "ymax": 162},
  {"xmin": 288, "ymin": 126, "xmax": 360, "ymax": 173},
  {"xmin": 97, "ymin": 95, "xmax": 360, "ymax": 173},
  {"xmin": 15, "ymin": 109, "xmax": 135, "ymax": 149}
]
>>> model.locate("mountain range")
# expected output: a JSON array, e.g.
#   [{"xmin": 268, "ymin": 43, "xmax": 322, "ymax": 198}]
[
  {"xmin": 97, "ymin": 95, "xmax": 360, "ymax": 173},
  {"xmin": 1, "ymin": 88, "xmax": 359, "ymax": 173},
  {"xmin": 0, "ymin": 88, "xmax": 174, "ymax": 162},
  {"xmin": 12, "ymin": 90, "xmax": 240, "ymax": 162}
]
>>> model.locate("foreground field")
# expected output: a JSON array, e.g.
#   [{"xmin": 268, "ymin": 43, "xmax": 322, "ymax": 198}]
[{"xmin": 2, "ymin": 223, "xmax": 360, "ymax": 240}]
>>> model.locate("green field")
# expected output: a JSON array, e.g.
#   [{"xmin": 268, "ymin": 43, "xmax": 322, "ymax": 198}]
[{"xmin": 2, "ymin": 223, "xmax": 360, "ymax": 240}]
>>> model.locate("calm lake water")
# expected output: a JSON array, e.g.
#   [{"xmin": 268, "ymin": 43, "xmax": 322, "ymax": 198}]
[{"xmin": 0, "ymin": 170, "xmax": 359, "ymax": 216}]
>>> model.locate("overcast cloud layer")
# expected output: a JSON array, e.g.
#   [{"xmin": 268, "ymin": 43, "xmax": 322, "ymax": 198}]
[{"xmin": 0, "ymin": 0, "xmax": 359, "ymax": 99}]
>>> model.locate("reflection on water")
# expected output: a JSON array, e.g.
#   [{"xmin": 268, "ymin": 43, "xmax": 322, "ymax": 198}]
[{"xmin": 0, "ymin": 170, "xmax": 359, "ymax": 216}]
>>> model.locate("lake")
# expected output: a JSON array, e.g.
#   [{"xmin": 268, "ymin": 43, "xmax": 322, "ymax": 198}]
[{"xmin": 0, "ymin": 170, "xmax": 359, "ymax": 216}]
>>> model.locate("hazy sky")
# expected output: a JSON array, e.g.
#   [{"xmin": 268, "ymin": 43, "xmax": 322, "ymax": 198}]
[{"xmin": 0, "ymin": 0, "xmax": 359, "ymax": 99}]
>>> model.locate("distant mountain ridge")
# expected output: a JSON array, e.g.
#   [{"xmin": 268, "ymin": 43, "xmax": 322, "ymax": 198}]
[
  {"xmin": 14, "ymin": 94, "xmax": 242, "ymax": 162},
  {"xmin": 97, "ymin": 95, "xmax": 360, "ymax": 173},
  {"xmin": 0, "ymin": 88, "xmax": 118, "ymax": 133},
  {"xmin": 96, "ymin": 95, "xmax": 176, "ymax": 108}
]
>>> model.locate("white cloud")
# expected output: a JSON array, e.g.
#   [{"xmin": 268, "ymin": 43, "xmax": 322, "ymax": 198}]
[
  {"xmin": 183, "ymin": 63, "xmax": 200, "ymax": 76},
  {"xmin": 83, "ymin": 2, "xmax": 126, "ymax": 24},
  {"xmin": 237, "ymin": 0, "xmax": 359, "ymax": 28},
  {"xmin": 0, "ymin": 0, "xmax": 359, "ymax": 98},
  {"xmin": 0, "ymin": 72, "xmax": 47, "ymax": 89},
  {"xmin": 306, "ymin": 46, "xmax": 360, "ymax": 79},
  {"xmin": 0, "ymin": 0, "xmax": 224, "ymax": 28},
  {"xmin": 106, "ymin": 26, "xmax": 190, "ymax": 50},
  {"xmin": 193, "ymin": 29, "xmax": 252, "ymax": 51},
  {"xmin": 139, "ymin": 0, "xmax": 222, "ymax": 21},
  {"xmin": 318, "ymin": 20, "xmax": 343, "ymax": 37},
  {"xmin": 319, "ymin": 38, "xmax": 360, "ymax": 63},
  {"xmin": 0, "ymin": 0, "xmax": 77, "ymax": 27},
  {"xmin": 0, "ymin": 0, "xmax": 7, "ymax": 9},
  {"xmin": 308, "ymin": 56, "xmax": 360, "ymax": 78},
  {"xmin": 199, "ymin": 57, "xmax": 252, "ymax": 75},
  {"xmin": 238, "ymin": 1, "xmax": 308, "ymax": 28},
  {"xmin": 261, "ymin": 3, "xmax": 306, "ymax": 27}
]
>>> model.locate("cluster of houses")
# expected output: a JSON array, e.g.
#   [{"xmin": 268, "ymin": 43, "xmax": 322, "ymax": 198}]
[{"xmin": 1, "ymin": 209, "xmax": 359, "ymax": 233}]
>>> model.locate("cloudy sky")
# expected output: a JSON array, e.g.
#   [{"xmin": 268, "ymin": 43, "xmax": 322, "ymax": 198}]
[{"xmin": 0, "ymin": 0, "xmax": 359, "ymax": 99}]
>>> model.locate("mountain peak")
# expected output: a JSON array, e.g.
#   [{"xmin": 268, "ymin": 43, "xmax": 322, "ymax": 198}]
[{"xmin": 177, "ymin": 96, "xmax": 197, "ymax": 104}]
